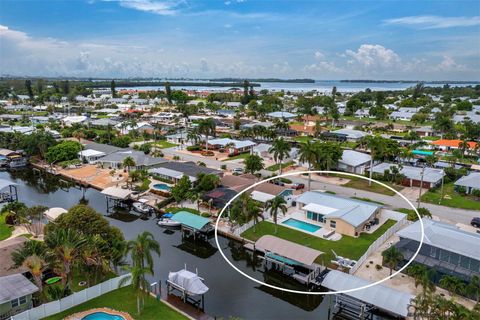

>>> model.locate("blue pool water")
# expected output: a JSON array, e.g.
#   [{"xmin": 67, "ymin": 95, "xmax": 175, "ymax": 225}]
[
  {"xmin": 282, "ymin": 218, "xmax": 322, "ymax": 233},
  {"xmin": 82, "ymin": 312, "xmax": 125, "ymax": 320},
  {"xmin": 153, "ymin": 183, "xmax": 171, "ymax": 191}
]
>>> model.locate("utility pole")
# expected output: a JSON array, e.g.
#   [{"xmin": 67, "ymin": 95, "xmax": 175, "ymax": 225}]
[
  {"xmin": 439, "ymin": 171, "xmax": 445, "ymax": 205},
  {"xmin": 417, "ymin": 166, "xmax": 425, "ymax": 209}
]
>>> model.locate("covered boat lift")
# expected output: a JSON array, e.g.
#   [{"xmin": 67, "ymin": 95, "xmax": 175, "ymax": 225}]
[
  {"xmin": 171, "ymin": 211, "xmax": 213, "ymax": 241},
  {"xmin": 0, "ymin": 180, "xmax": 18, "ymax": 204},
  {"xmin": 166, "ymin": 267, "xmax": 209, "ymax": 310},
  {"xmin": 101, "ymin": 187, "xmax": 134, "ymax": 212},
  {"xmin": 321, "ymin": 270, "xmax": 414, "ymax": 319},
  {"xmin": 252, "ymin": 235, "xmax": 326, "ymax": 287},
  {"xmin": 44, "ymin": 207, "xmax": 67, "ymax": 222}
]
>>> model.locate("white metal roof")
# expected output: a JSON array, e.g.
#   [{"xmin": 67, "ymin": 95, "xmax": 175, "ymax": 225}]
[
  {"xmin": 255, "ymin": 235, "xmax": 323, "ymax": 266},
  {"xmin": 78, "ymin": 149, "xmax": 106, "ymax": 157},
  {"xmin": 302, "ymin": 203, "xmax": 337, "ymax": 215},
  {"xmin": 44, "ymin": 207, "xmax": 67, "ymax": 221},
  {"xmin": 251, "ymin": 190, "xmax": 275, "ymax": 203},
  {"xmin": 101, "ymin": 187, "xmax": 134, "ymax": 200},
  {"xmin": 322, "ymin": 270, "xmax": 413, "ymax": 317}
]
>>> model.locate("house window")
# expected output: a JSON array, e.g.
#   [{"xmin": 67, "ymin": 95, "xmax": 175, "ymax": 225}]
[
  {"xmin": 11, "ymin": 299, "xmax": 19, "ymax": 308},
  {"xmin": 19, "ymin": 296, "xmax": 27, "ymax": 305},
  {"xmin": 330, "ymin": 220, "xmax": 336, "ymax": 228}
]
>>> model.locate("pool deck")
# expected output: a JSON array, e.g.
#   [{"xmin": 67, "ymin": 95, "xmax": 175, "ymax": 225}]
[
  {"xmin": 278, "ymin": 211, "xmax": 342, "ymax": 240},
  {"xmin": 65, "ymin": 307, "xmax": 133, "ymax": 320}
]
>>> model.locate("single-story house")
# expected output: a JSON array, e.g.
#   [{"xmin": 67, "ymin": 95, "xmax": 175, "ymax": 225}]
[
  {"xmin": 389, "ymin": 111, "xmax": 415, "ymax": 121},
  {"xmin": 329, "ymin": 129, "xmax": 368, "ymax": 141},
  {"xmin": 0, "ymin": 274, "xmax": 39, "ymax": 318},
  {"xmin": 336, "ymin": 150, "xmax": 372, "ymax": 175},
  {"xmin": 62, "ymin": 115, "xmax": 88, "ymax": 126},
  {"xmin": 239, "ymin": 121, "xmax": 274, "ymax": 130},
  {"xmin": 251, "ymin": 183, "xmax": 293, "ymax": 206},
  {"xmin": 253, "ymin": 143, "xmax": 298, "ymax": 163},
  {"xmin": 220, "ymin": 174, "xmax": 257, "ymax": 193},
  {"xmin": 78, "ymin": 142, "xmax": 123, "ymax": 164},
  {"xmin": 266, "ymin": 111, "xmax": 296, "ymax": 120},
  {"xmin": 369, "ymin": 163, "xmax": 444, "ymax": 189},
  {"xmin": 117, "ymin": 122, "xmax": 154, "ymax": 135},
  {"xmin": 431, "ymin": 139, "xmax": 478, "ymax": 151},
  {"xmin": 207, "ymin": 138, "xmax": 256, "ymax": 154},
  {"xmin": 454, "ymin": 172, "xmax": 480, "ymax": 195},
  {"xmin": 202, "ymin": 187, "xmax": 238, "ymax": 209},
  {"xmin": 89, "ymin": 118, "xmax": 120, "ymax": 127},
  {"xmin": 295, "ymin": 191, "xmax": 381, "ymax": 237},
  {"xmin": 413, "ymin": 126, "xmax": 436, "ymax": 137},
  {"xmin": 0, "ymin": 237, "xmax": 29, "ymax": 277},
  {"xmin": 98, "ymin": 150, "xmax": 166, "ymax": 170},
  {"xmin": 149, "ymin": 161, "xmax": 223, "ymax": 183}
]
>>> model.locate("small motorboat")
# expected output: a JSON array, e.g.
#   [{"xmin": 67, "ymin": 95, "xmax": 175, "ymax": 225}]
[
  {"xmin": 132, "ymin": 199, "xmax": 153, "ymax": 214},
  {"xmin": 157, "ymin": 218, "xmax": 181, "ymax": 227}
]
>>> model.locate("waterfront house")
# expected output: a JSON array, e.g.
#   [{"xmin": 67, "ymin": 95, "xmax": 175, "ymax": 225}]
[
  {"xmin": 0, "ymin": 149, "xmax": 27, "ymax": 168},
  {"xmin": 89, "ymin": 118, "xmax": 120, "ymax": 128},
  {"xmin": 454, "ymin": 172, "xmax": 480, "ymax": 194},
  {"xmin": 329, "ymin": 129, "xmax": 368, "ymax": 142},
  {"xmin": 266, "ymin": 111, "xmax": 296, "ymax": 120},
  {"xmin": 336, "ymin": 150, "xmax": 371, "ymax": 175},
  {"xmin": 0, "ymin": 273, "xmax": 39, "ymax": 319},
  {"xmin": 0, "ymin": 237, "xmax": 29, "ymax": 277},
  {"xmin": 98, "ymin": 150, "xmax": 166, "ymax": 170},
  {"xmin": 78, "ymin": 142, "xmax": 123, "ymax": 164},
  {"xmin": 395, "ymin": 218, "xmax": 480, "ymax": 283},
  {"xmin": 149, "ymin": 161, "xmax": 223, "ymax": 183},
  {"xmin": 431, "ymin": 139, "xmax": 478, "ymax": 152},
  {"xmin": 251, "ymin": 183, "xmax": 294, "ymax": 206},
  {"xmin": 62, "ymin": 115, "xmax": 88, "ymax": 126},
  {"xmin": 295, "ymin": 191, "xmax": 381, "ymax": 237},
  {"xmin": 369, "ymin": 163, "xmax": 444, "ymax": 189}
]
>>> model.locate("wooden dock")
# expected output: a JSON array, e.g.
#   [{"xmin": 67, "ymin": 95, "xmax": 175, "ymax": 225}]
[{"xmin": 158, "ymin": 288, "xmax": 214, "ymax": 320}]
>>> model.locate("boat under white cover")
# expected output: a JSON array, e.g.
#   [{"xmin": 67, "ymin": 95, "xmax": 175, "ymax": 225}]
[{"xmin": 168, "ymin": 269, "xmax": 209, "ymax": 296}]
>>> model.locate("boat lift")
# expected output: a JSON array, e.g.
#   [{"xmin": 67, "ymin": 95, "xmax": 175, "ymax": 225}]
[{"xmin": 166, "ymin": 265, "xmax": 209, "ymax": 311}]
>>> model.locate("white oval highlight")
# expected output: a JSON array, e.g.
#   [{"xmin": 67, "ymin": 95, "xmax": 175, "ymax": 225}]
[{"xmin": 214, "ymin": 170, "xmax": 424, "ymax": 295}]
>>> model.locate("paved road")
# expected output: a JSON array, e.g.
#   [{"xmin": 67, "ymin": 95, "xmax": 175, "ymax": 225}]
[{"xmin": 163, "ymin": 147, "xmax": 479, "ymax": 225}]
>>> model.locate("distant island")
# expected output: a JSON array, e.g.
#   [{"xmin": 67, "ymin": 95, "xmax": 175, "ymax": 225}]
[
  {"xmin": 210, "ymin": 78, "xmax": 315, "ymax": 83},
  {"xmin": 83, "ymin": 80, "xmax": 261, "ymax": 88}
]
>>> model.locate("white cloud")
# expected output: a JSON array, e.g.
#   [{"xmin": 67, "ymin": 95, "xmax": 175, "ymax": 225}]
[
  {"xmin": 345, "ymin": 44, "xmax": 401, "ymax": 71},
  {"xmin": 103, "ymin": 0, "xmax": 183, "ymax": 15},
  {"xmin": 314, "ymin": 51, "xmax": 325, "ymax": 60},
  {"xmin": 436, "ymin": 56, "xmax": 467, "ymax": 71},
  {"xmin": 383, "ymin": 15, "xmax": 480, "ymax": 29},
  {"xmin": 224, "ymin": 24, "xmax": 232, "ymax": 28}
]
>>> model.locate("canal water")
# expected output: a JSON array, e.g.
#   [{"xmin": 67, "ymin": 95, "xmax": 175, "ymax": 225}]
[{"xmin": 1, "ymin": 168, "xmax": 332, "ymax": 320}]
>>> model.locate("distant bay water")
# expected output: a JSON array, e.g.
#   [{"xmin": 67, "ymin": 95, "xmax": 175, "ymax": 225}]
[{"xmin": 116, "ymin": 80, "xmax": 478, "ymax": 93}]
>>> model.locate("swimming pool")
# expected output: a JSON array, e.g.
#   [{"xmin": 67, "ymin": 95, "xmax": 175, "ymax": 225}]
[
  {"xmin": 282, "ymin": 218, "xmax": 322, "ymax": 233},
  {"xmin": 82, "ymin": 312, "xmax": 125, "ymax": 320},
  {"xmin": 152, "ymin": 183, "xmax": 171, "ymax": 191}
]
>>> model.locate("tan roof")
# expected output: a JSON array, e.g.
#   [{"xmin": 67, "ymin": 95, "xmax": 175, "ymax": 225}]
[
  {"xmin": 0, "ymin": 148, "xmax": 15, "ymax": 157},
  {"xmin": 255, "ymin": 235, "xmax": 323, "ymax": 266},
  {"xmin": 0, "ymin": 237, "xmax": 29, "ymax": 277},
  {"xmin": 220, "ymin": 175, "xmax": 256, "ymax": 192},
  {"xmin": 253, "ymin": 182, "xmax": 288, "ymax": 196},
  {"xmin": 44, "ymin": 207, "xmax": 68, "ymax": 221},
  {"xmin": 101, "ymin": 187, "xmax": 134, "ymax": 200}
]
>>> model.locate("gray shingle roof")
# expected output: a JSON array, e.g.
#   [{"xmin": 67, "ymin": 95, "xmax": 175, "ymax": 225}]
[
  {"xmin": 0, "ymin": 274, "xmax": 39, "ymax": 304},
  {"xmin": 397, "ymin": 218, "xmax": 480, "ymax": 259},
  {"xmin": 371, "ymin": 163, "xmax": 444, "ymax": 184},
  {"xmin": 454, "ymin": 172, "xmax": 480, "ymax": 189},
  {"xmin": 338, "ymin": 150, "xmax": 371, "ymax": 167},
  {"xmin": 156, "ymin": 161, "xmax": 221, "ymax": 177},
  {"xmin": 100, "ymin": 150, "xmax": 166, "ymax": 167}
]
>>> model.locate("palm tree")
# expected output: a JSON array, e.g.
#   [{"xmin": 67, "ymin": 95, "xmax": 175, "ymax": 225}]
[
  {"xmin": 440, "ymin": 275, "xmax": 465, "ymax": 300},
  {"xmin": 197, "ymin": 118, "xmax": 216, "ymax": 151},
  {"xmin": 458, "ymin": 139, "xmax": 470, "ymax": 158},
  {"xmin": 466, "ymin": 275, "xmax": 480, "ymax": 303},
  {"xmin": 45, "ymin": 229, "xmax": 86, "ymax": 287},
  {"xmin": 268, "ymin": 138, "xmax": 291, "ymax": 175},
  {"xmin": 122, "ymin": 156, "xmax": 136, "ymax": 172},
  {"xmin": 265, "ymin": 196, "xmax": 288, "ymax": 234},
  {"xmin": 245, "ymin": 197, "xmax": 263, "ymax": 233},
  {"xmin": 381, "ymin": 246, "xmax": 404, "ymax": 275},
  {"xmin": 12, "ymin": 240, "xmax": 49, "ymax": 293},
  {"xmin": 407, "ymin": 264, "xmax": 436, "ymax": 294},
  {"xmin": 119, "ymin": 264, "xmax": 152, "ymax": 315},
  {"xmin": 298, "ymin": 140, "xmax": 318, "ymax": 191},
  {"xmin": 186, "ymin": 129, "xmax": 201, "ymax": 146},
  {"xmin": 126, "ymin": 231, "xmax": 160, "ymax": 272}
]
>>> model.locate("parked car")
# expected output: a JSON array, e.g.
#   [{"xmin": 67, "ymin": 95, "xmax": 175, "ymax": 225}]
[
  {"xmin": 232, "ymin": 168, "xmax": 244, "ymax": 175},
  {"xmin": 291, "ymin": 183, "xmax": 305, "ymax": 190},
  {"xmin": 471, "ymin": 217, "xmax": 480, "ymax": 228}
]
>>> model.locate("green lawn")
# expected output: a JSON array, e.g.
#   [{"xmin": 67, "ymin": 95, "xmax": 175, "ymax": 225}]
[
  {"xmin": 292, "ymin": 136, "xmax": 312, "ymax": 143},
  {"xmin": 421, "ymin": 183, "xmax": 480, "ymax": 210},
  {"xmin": 222, "ymin": 153, "xmax": 250, "ymax": 161},
  {"xmin": 241, "ymin": 219, "xmax": 397, "ymax": 265},
  {"xmin": 350, "ymin": 197, "xmax": 385, "ymax": 205},
  {"xmin": 154, "ymin": 141, "xmax": 177, "ymax": 149},
  {"xmin": 42, "ymin": 286, "xmax": 187, "ymax": 320},
  {"xmin": 266, "ymin": 161, "xmax": 295, "ymax": 172},
  {"xmin": 343, "ymin": 175, "xmax": 403, "ymax": 196},
  {"xmin": 0, "ymin": 213, "xmax": 13, "ymax": 241}
]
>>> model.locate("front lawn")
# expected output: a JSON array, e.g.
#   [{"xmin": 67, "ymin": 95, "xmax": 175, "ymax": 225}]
[
  {"xmin": 154, "ymin": 140, "xmax": 178, "ymax": 149},
  {"xmin": 421, "ymin": 182, "xmax": 480, "ymax": 210},
  {"xmin": 241, "ymin": 219, "xmax": 396, "ymax": 265},
  {"xmin": 42, "ymin": 286, "xmax": 187, "ymax": 320},
  {"xmin": 222, "ymin": 153, "xmax": 250, "ymax": 161},
  {"xmin": 0, "ymin": 212, "xmax": 13, "ymax": 241},
  {"xmin": 293, "ymin": 136, "xmax": 312, "ymax": 143},
  {"xmin": 343, "ymin": 175, "xmax": 402, "ymax": 196},
  {"xmin": 266, "ymin": 161, "xmax": 295, "ymax": 172}
]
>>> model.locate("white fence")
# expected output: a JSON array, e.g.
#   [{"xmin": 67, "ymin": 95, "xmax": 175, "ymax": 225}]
[
  {"xmin": 12, "ymin": 274, "xmax": 131, "ymax": 320},
  {"xmin": 349, "ymin": 215, "xmax": 409, "ymax": 275},
  {"xmin": 233, "ymin": 220, "xmax": 255, "ymax": 236}
]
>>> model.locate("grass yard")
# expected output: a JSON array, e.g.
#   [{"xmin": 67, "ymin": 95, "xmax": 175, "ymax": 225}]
[
  {"xmin": 266, "ymin": 161, "xmax": 295, "ymax": 172},
  {"xmin": 350, "ymin": 197, "xmax": 385, "ymax": 205},
  {"xmin": 0, "ymin": 212, "xmax": 13, "ymax": 241},
  {"xmin": 421, "ymin": 183, "xmax": 480, "ymax": 210},
  {"xmin": 241, "ymin": 219, "xmax": 396, "ymax": 265},
  {"xmin": 292, "ymin": 136, "xmax": 312, "ymax": 143},
  {"xmin": 42, "ymin": 286, "xmax": 187, "ymax": 320},
  {"xmin": 222, "ymin": 153, "xmax": 250, "ymax": 161},
  {"xmin": 154, "ymin": 140, "xmax": 178, "ymax": 149},
  {"xmin": 343, "ymin": 175, "xmax": 403, "ymax": 196}
]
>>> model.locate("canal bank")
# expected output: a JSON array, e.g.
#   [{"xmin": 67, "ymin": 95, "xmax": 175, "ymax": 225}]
[{"xmin": 0, "ymin": 168, "xmax": 336, "ymax": 320}]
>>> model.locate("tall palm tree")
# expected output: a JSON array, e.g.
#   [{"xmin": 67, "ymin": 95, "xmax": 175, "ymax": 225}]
[
  {"xmin": 298, "ymin": 140, "xmax": 318, "ymax": 191},
  {"xmin": 123, "ymin": 156, "xmax": 136, "ymax": 172},
  {"xmin": 197, "ymin": 118, "xmax": 216, "ymax": 151},
  {"xmin": 126, "ymin": 231, "xmax": 160, "ymax": 272},
  {"xmin": 23, "ymin": 255, "xmax": 47, "ymax": 293},
  {"xmin": 466, "ymin": 275, "xmax": 480, "ymax": 303},
  {"xmin": 407, "ymin": 264, "xmax": 436, "ymax": 294},
  {"xmin": 440, "ymin": 275, "xmax": 465, "ymax": 300},
  {"xmin": 45, "ymin": 229, "xmax": 86, "ymax": 287},
  {"xmin": 381, "ymin": 246, "xmax": 404, "ymax": 275},
  {"xmin": 119, "ymin": 264, "xmax": 153, "ymax": 315},
  {"xmin": 268, "ymin": 138, "xmax": 291, "ymax": 175},
  {"xmin": 265, "ymin": 196, "xmax": 288, "ymax": 234},
  {"xmin": 12, "ymin": 240, "xmax": 49, "ymax": 293},
  {"xmin": 245, "ymin": 198, "xmax": 263, "ymax": 233}
]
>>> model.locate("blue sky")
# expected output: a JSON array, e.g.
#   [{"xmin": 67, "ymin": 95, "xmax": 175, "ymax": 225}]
[{"xmin": 0, "ymin": 0, "xmax": 479, "ymax": 80}]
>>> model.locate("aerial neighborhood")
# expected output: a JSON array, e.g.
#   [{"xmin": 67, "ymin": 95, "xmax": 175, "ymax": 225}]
[{"xmin": 0, "ymin": 77, "xmax": 479, "ymax": 320}]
